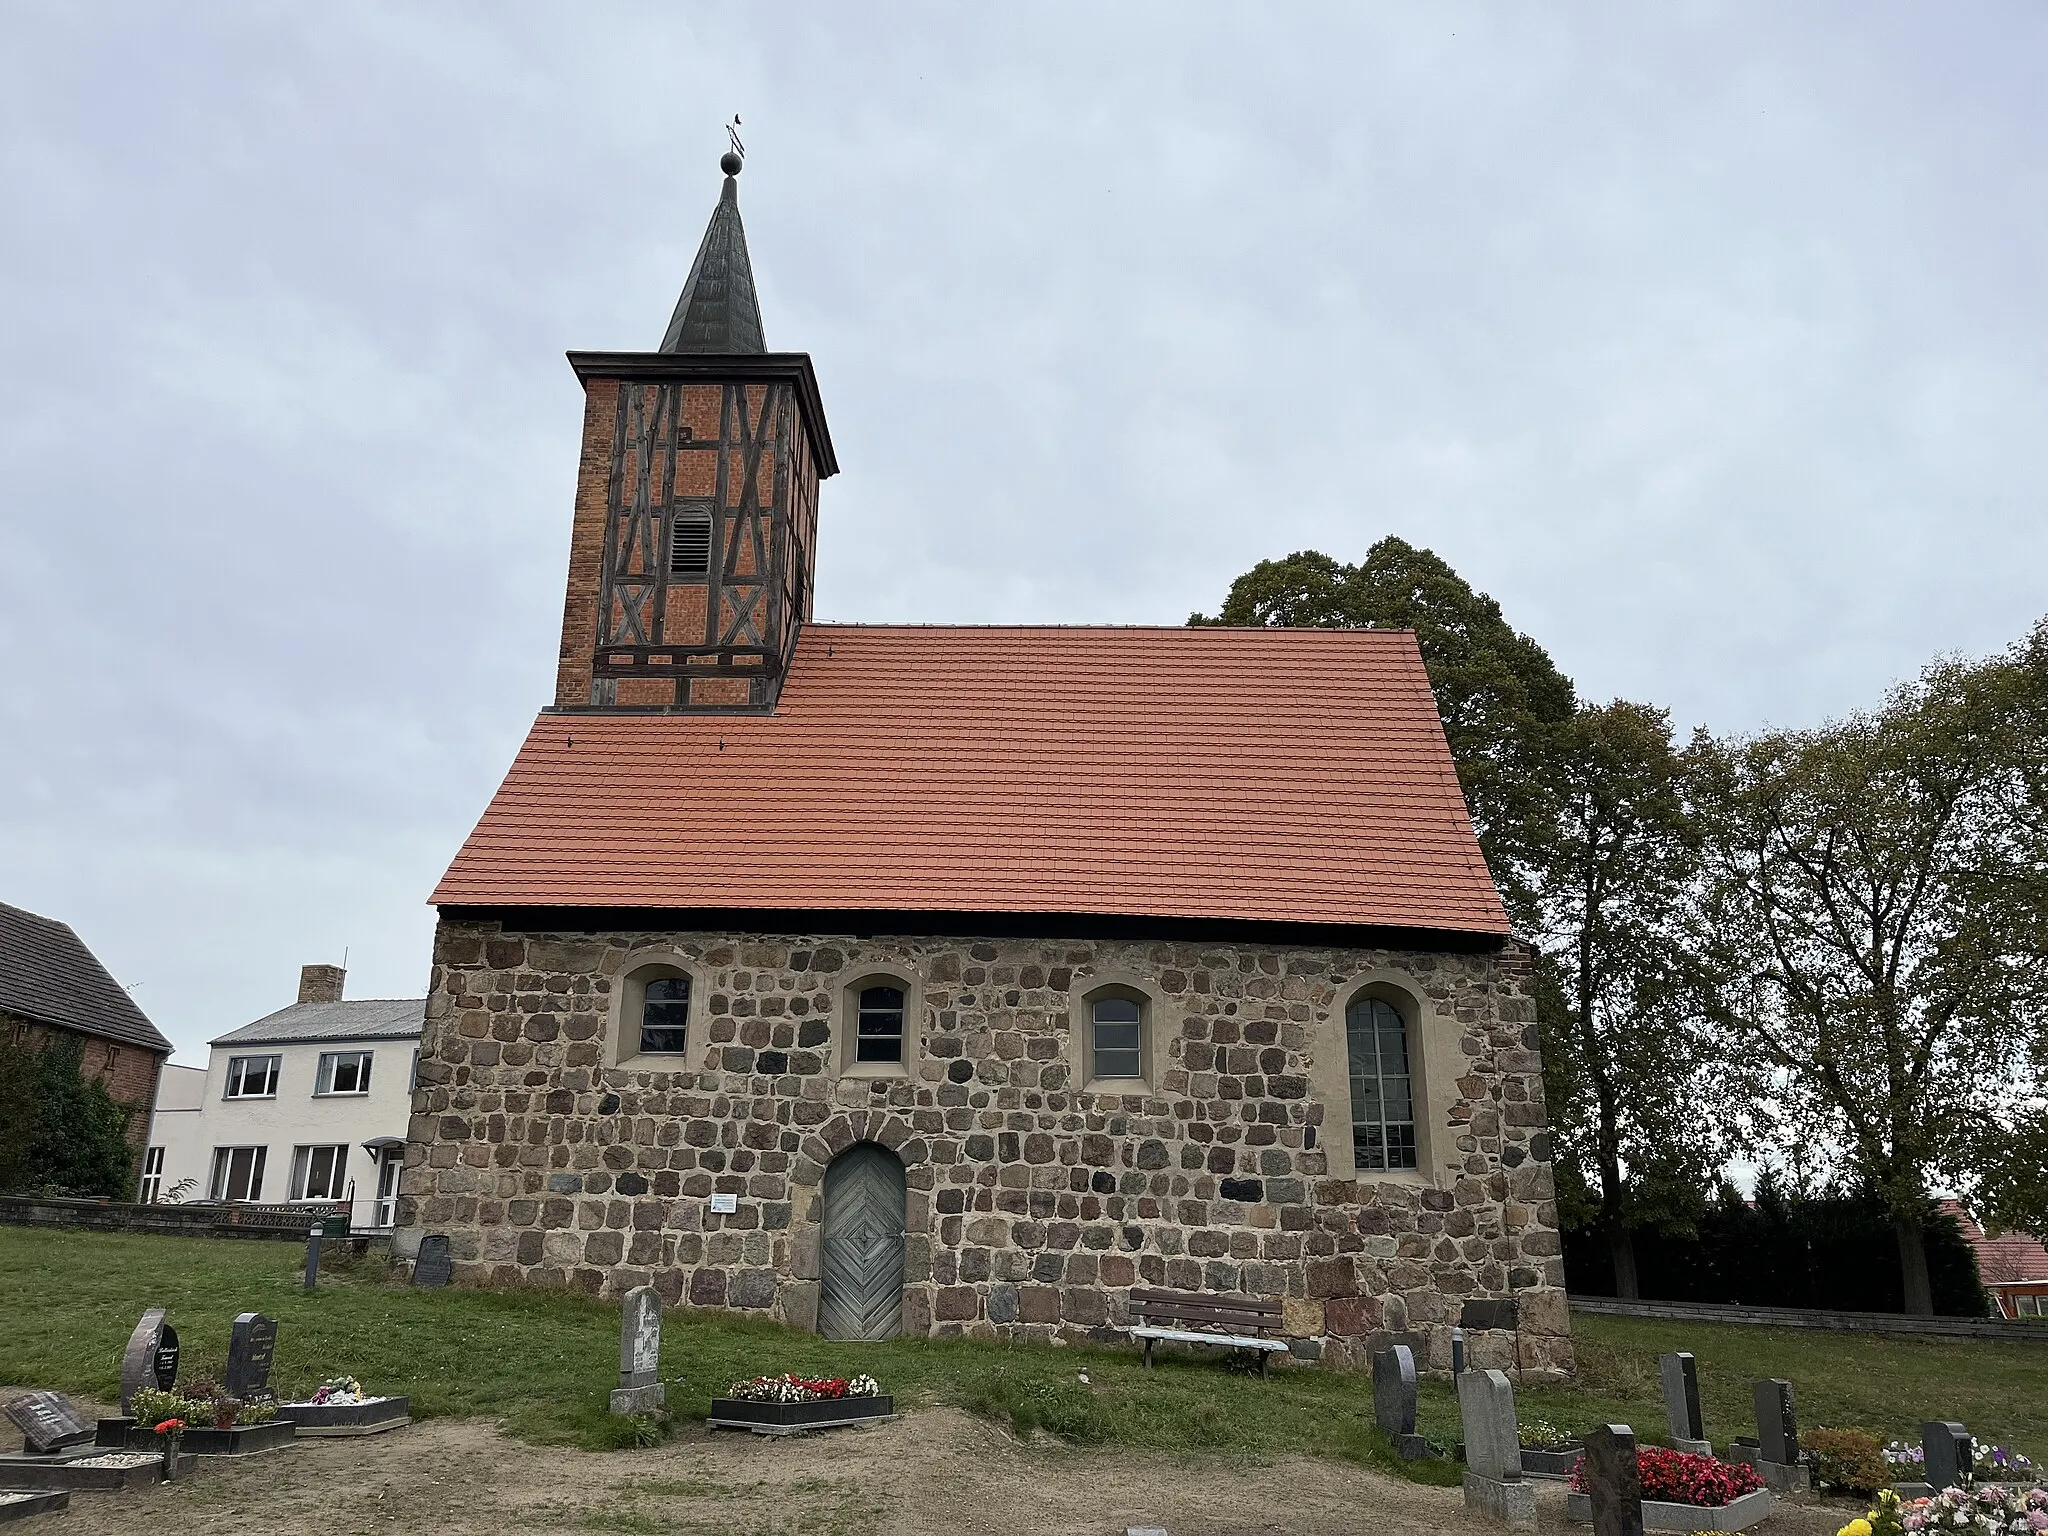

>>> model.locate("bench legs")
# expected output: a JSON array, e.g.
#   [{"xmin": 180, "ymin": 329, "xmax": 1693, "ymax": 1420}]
[
  {"xmin": 1142, "ymin": 1337, "xmax": 1155, "ymax": 1369},
  {"xmin": 1259, "ymin": 1349, "xmax": 1271, "ymax": 1379}
]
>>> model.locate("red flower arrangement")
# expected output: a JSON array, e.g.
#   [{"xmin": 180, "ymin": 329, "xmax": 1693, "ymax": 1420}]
[{"xmin": 1568, "ymin": 1448, "xmax": 1765, "ymax": 1507}]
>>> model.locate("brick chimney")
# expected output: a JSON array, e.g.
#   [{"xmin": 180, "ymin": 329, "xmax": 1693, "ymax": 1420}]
[{"xmin": 297, "ymin": 964, "xmax": 345, "ymax": 1004}]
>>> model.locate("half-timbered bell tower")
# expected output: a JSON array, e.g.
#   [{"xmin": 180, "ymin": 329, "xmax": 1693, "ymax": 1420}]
[{"xmin": 552, "ymin": 150, "xmax": 838, "ymax": 712}]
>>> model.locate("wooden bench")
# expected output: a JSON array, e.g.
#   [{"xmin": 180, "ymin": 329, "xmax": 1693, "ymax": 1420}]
[{"xmin": 1128, "ymin": 1288, "xmax": 1290, "ymax": 1376}]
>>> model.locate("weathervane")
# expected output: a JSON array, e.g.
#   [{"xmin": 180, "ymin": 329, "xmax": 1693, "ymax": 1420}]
[{"xmin": 722, "ymin": 115, "xmax": 745, "ymax": 176}]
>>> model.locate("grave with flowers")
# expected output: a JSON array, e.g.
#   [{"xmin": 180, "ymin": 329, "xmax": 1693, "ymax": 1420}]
[
  {"xmin": 274, "ymin": 1376, "xmax": 411, "ymax": 1437},
  {"xmin": 1565, "ymin": 1441, "xmax": 1773, "ymax": 1532},
  {"xmin": 707, "ymin": 1374, "xmax": 893, "ymax": 1436}
]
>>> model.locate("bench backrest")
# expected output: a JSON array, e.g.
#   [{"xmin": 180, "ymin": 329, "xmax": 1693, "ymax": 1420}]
[{"xmin": 1130, "ymin": 1287, "xmax": 1284, "ymax": 1336}]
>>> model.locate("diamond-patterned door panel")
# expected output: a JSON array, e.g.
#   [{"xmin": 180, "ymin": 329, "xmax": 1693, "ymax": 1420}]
[{"xmin": 817, "ymin": 1144, "xmax": 906, "ymax": 1341}]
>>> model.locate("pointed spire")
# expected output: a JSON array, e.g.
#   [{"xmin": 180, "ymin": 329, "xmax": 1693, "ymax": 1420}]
[{"xmin": 659, "ymin": 149, "xmax": 766, "ymax": 354}]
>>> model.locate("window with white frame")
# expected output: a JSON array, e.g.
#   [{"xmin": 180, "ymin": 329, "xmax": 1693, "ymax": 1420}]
[
  {"xmin": 209, "ymin": 1145, "xmax": 267, "ymax": 1202},
  {"xmin": 1089, "ymin": 993, "xmax": 1145, "ymax": 1081},
  {"xmin": 855, "ymin": 984, "xmax": 906, "ymax": 1063},
  {"xmin": 289, "ymin": 1144, "xmax": 349, "ymax": 1201},
  {"xmin": 1346, "ymin": 995, "xmax": 1419, "ymax": 1172},
  {"xmin": 139, "ymin": 1146, "xmax": 165, "ymax": 1203},
  {"xmin": 224, "ymin": 1054, "xmax": 281, "ymax": 1098},
  {"xmin": 639, "ymin": 975, "xmax": 691, "ymax": 1054},
  {"xmin": 315, "ymin": 1050, "xmax": 373, "ymax": 1095}
]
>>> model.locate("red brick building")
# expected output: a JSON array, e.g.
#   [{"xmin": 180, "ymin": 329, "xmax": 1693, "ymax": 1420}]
[
  {"xmin": 0, "ymin": 900, "xmax": 171, "ymax": 1186},
  {"xmin": 400, "ymin": 154, "xmax": 1571, "ymax": 1378}
]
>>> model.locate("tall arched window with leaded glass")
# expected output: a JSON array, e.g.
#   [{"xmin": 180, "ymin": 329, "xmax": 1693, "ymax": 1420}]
[{"xmin": 1346, "ymin": 996, "xmax": 1417, "ymax": 1171}]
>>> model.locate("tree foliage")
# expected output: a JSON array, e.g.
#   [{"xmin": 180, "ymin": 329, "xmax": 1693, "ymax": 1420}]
[
  {"xmin": 0, "ymin": 1031, "xmax": 140, "ymax": 1199},
  {"xmin": 1533, "ymin": 701, "xmax": 1716, "ymax": 1297},
  {"xmin": 1191, "ymin": 538, "xmax": 1575, "ymax": 924},
  {"xmin": 1691, "ymin": 642, "xmax": 2048, "ymax": 1312}
]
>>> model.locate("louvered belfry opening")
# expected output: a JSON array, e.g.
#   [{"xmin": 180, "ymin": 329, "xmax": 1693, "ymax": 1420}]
[
  {"xmin": 551, "ymin": 153, "xmax": 837, "ymax": 714},
  {"xmin": 817, "ymin": 1143, "xmax": 907, "ymax": 1340}
]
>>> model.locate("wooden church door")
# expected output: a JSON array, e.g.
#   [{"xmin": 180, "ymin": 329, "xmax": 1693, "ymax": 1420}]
[{"xmin": 817, "ymin": 1143, "xmax": 906, "ymax": 1340}]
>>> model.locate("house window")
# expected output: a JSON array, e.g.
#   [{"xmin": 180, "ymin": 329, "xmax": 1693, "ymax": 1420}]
[
  {"xmin": 139, "ymin": 1146, "xmax": 165, "ymax": 1203},
  {"xmin": 289, "ymin": 1144, "xmax": 349, "ymax": 1201},
  {"xmin": 640, "ymin": 976, "xmax": 691, "ymax": 1054},
  {"xmin": 224, "ymin": 1054, "xmax": 281, "ymax": 1099},
  {"xmin": 209, "ymin": 1145, "xmax": 267, "ymax": 1202},
  {"xmin": 670, "ymin": 510, "xmax": 713, "ymax": 576},
  {"xmin": 1346, "ymin": 996, "xmax": 1418, "ymax": 1172},
  {"xmin": 2020, "ymin": 1296, "xmax": 2041, "ymax": 1318},
  {"xmin": 855, "ymin": 985, "xmax": 905, "ymax": 1063},
  {"xmin": 1090, "ymin": 995, "xmax": 1144, "ymax": 1080},
  {"xmin": 105, "ymin": 1045, "xmax": 120, "ymax": 1072},
  {"xmin": 315, "ymin": 1050, "xmax": 373, "ymax": 1095}
]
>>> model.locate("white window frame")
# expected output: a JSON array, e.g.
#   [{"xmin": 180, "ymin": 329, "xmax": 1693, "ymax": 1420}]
[
  {"xmin": 314, "ymin": 1050, "xmax": 374, "ymax": 1096},
  {"xmin": 139, "ymin": 1146, "xmax": 165, "ymax": 1203},
  {"xmin": 209, "ymin": 1145, "xmax": 267, "ymax": 1202},
  {"xmin": 289, "ymin": 1144, "xmax": 349, "ymax": 1201},
  {"xmin": 224, "ymin": 1054, "xmax": 281, "ymax": 1099},
  {"xmin": 373, "ymin": 1148, "xmax": 403, "ymax": 1228},
  {"xmin": 1345, "ymin": 994, "xmax": 1420, "ymax": 1173}
]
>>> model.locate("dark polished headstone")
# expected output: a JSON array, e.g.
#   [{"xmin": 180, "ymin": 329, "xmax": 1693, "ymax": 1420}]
[
  {"xmin": 1373, "ymin": 1344, "xmax": 1418, "ymax": 1436},
  {"xmin": 1660, "ymin": 1353, "xmax": 1707, "ymax": 1450},
  {"xmin": 1753, "ymin": 1379, "xmax": 1797, "ymax": 1465},
  {"xmin": 1584, "ymin": 1424, "xmax": 1645, "ymax": 1536},
  {"xmin": 118, "ymin": 1310, "xmax": 178, "ymax": 1413},
  {"xmin": 225, "ymin": 1313, "xmax": 279, "ymax": 1402},
  {"xmin": 1922, "ymin": 1421, "xmax": 1973, "ymax": 1492},
  {"xmin": 412, "ymin": 1235, "xmax": 453, "ymax": 1287},
  {"xmin": 5, "ymin": 1391, "xmax": 95, "ymax": 1454}
]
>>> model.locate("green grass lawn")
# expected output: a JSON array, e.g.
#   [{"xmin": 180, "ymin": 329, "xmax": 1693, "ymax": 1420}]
[{"xmin": 2, "ymin": 1226, "xmax": 2042, "ymax": 1469}]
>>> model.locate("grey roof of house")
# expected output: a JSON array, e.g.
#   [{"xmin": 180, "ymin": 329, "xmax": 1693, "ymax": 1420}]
[
  {"xmin": 211, "ymin": 997, "xmax": 425, "ymax": 1048},
  {"xmin": 657, "ymin": 165, "xmax": 765, "ymax": 354},
  {"xmin": 0, "ymin": 899, "xmax": 171, "ymax": 1054}
]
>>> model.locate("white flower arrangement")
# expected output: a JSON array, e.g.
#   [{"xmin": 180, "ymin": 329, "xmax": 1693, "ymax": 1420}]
[{"xmin": 723, "ymin": 1373, "xmax": 882, "ymax": 1403}]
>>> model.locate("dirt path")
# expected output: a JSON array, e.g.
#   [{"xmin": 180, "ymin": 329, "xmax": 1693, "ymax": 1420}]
[{"xmin": 4, "ymin": 1396, "xmax": 1854, "ymax": 1536}]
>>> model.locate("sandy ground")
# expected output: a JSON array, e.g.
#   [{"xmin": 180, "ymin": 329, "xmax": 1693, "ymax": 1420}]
[{"xmin": 2, "ymin": 1392, "xmax": 1854, "ymax": 1536}]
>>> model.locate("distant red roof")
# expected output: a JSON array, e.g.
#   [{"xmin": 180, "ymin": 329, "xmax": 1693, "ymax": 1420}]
[
  {"xmin": 1943, "ymin": 1200, "xmax": 2048, "ymax": 1285},
  {"xmin": 433, "ymin": 625, "xmax": 1509, "ymax": 937}
]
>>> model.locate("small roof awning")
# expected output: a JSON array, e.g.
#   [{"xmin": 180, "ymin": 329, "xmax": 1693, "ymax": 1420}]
[{"xmin": 361, "ymin": 1136, "xmax": 406, "ymax": 1152}]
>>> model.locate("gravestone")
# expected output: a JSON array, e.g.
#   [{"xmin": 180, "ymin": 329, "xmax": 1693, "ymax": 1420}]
[
  {"xmin": 412, "ymin": 1234, "xmax": 453, "ymax": 1287},
  {"xmin": 1922, "ymin": 1422, "xmax": 1973, "ymax": 1492},
  {"xmin": 1738, "ymin": 1379, "xmax": 1808, "ymax": 1493},
  {"xmin": 1583, "ymin": 1425, "xmax": 1646, "ymax": 1536},
  {"xmin": 608, "ymin": 1285, "xmax": 665, "ymax": 1415},
  {"xmin": 1458, "ymin": 1368, "xmax": 1535, "ymax": 1528},
  {"xmin": 225, "ymin": 1313, "xmax": 279, "ymax": 1402},
  {"xmin": 118, "ymin": 1309, "xmax": 179, "ymax": 1413},
  {"xmin": 1372, "ymin": 1344, "xmax": 1429, "ymax": 1459},
  {"xmin": 1659, "ymin": 1352, "xmax": 1710, "ymax": 1455},
  {"xmin": 4, "ymin": 1391, "xmax": 95, "ymax": 1454}
]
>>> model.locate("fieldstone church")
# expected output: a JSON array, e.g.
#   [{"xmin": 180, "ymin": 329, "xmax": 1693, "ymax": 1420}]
[{"xmin": 398, "ymin": 152, "xmax": 1573, "ymax": 1381}]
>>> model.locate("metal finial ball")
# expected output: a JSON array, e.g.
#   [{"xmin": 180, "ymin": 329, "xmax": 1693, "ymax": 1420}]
[{"xmin": 720, "ymin": 151, "xmax": 743, "ymax": 176}]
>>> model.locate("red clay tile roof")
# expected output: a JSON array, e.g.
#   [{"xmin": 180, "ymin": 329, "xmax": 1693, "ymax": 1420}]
[
  {"xmin": 1942, "ymin": 1200, "xmax": 2048, "ymax": 1285},
  {"xmin": 433, "ymin": 625, "xmax": 1509, "ymax": 936}
]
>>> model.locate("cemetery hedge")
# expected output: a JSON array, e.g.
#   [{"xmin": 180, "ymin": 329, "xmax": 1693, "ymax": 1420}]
[{"xmin": 3, "ymin": 1227, "xmax": 2044, "ymax": 1464}]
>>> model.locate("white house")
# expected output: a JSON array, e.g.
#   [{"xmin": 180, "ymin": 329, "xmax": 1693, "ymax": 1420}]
[{"xmin": 146, "ymin": 964, "xmax": 422, "ymax": 1230}]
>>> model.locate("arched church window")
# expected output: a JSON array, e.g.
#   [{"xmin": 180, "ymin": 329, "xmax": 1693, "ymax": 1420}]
[
  {"xmin": 639, "ymin": 975, "xmax": 691, "ymax": 1054},
  {"xmin": 1346, "ymin": 996, "xmax": 1418, "ymax": 1171}
]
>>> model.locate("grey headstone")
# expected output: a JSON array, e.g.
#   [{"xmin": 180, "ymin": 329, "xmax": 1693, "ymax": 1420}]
[
  {"xmin": 609, "ymin": 1285, "xmax": 666, "ymax": 1415},
  {"xmin": 1373, "ymin": 1344, "xmax": 1417, "ymax": 1437},
  {"xmin": 1922, "ymin": 1421, "xmax": 1973, "ymax": 1492},
  {"xmin": 5, "ymin": 1391, "xmax": 95, "ymax": 1454},
  {"xmin": 1458, "ymin": 1368, "xmax": 1523, "ymax": 1482},
  {"xmin": 118, "ymin": 1309, "xmax": 168, "ymax": 1413},
  {"xmin": 412, "ymin": 1234, "xmax": 453, "ymax": 1287},
  {"xmin": 1583, "ymin": 1424, "xmax": 1645, "ymax": 1536},
  {"xmin": 619, "ymin": 1286, "xmax": 661, "ymax": 1388},
  {"xmin": 1660, "ymin": 1353, "xmax": 1704, "ymax": 1442},
  {"xmin": 1753, "ymin": 1379, "xmax": 1797, "ymax": 1465},
  {"xmin": 224, "ymin": 1313, "xmax": 279, "ymax": 1401}
]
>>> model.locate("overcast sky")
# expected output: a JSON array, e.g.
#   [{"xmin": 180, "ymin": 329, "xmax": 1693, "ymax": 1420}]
[{"xmin": 3, "ymin": 4, "xmax": 2044, "ymax": 1066}]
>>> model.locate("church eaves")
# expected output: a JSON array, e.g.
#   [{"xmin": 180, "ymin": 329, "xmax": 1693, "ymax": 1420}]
[{"xmin": 658, "ymin": 151, "xmax": 766, "ymax": 354}]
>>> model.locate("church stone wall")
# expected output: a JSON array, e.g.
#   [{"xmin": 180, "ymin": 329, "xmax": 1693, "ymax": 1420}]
[{"xmin": 398, "ymin": 920, "xmax": 1573, "ymax": 1381}]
